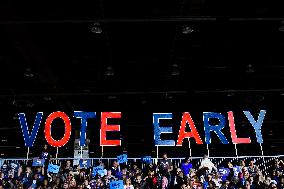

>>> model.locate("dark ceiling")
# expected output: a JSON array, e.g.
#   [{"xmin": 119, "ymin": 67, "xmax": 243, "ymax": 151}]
[{"xmin": 0, "ymin": 0, "xmax": 283, "ymax": 158}]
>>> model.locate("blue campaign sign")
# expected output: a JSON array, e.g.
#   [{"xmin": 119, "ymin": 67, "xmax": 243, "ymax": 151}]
[
  {"xmin": 110, "ymin": 180, "xmax": 124, "ymax": 189},
  {"xmin": 218, "ymin": 168, "xmax": 230, "ymax": 181},
  {"xmin": 97, "ymin": 170, "xmax": 106, "ymax": 177},
  {"xmin": 10, "ymin": 162, "xmax": 19, "ymax": 170},
  {"xmin": 92, "ymin": 166, "xmax": 104, "ymax": 176},
  {"xmin": 233, "ymin": 166, "xmax": 241, "ymax": 177},
  {"xmin": 48, "ymin": 164, "xmax": 60, "ymax": 173},
  {"xmin": 79, "ymin": 159, "xmax": 91, "ymax": 168},
  {"xmin": 32, "ymin": 158, "xmax": 45, "ymax": 167},
  {"xmin": 117, "ymin": 154, "xmax": 127, "ymax": 164},
  {"xmin": 141, "ymin": 156, "xmax": 152, "ymax": 164}
]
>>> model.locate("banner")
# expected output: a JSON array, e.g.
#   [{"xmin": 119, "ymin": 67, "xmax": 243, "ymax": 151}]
[{"xmin": 18, "ymin": 110, "xmax": 266, "ymax": 148}]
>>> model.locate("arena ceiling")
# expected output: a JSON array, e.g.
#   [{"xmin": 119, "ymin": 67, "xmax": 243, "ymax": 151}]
[{"xmin": 0, "ymin": 0, "xmax": 283, "ymax": 158}]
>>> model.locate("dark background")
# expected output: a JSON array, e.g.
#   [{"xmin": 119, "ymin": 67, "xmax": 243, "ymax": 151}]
[{"xmin": 0, "ymin": 0, "xmax": 283, "ymax": 158}]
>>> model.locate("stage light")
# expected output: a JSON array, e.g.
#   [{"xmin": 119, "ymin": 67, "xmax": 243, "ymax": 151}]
[
  {"xmin": 141, "ymin": 100, "xmax": 147, "ymax": 105},
  {"xmin": 246, "ymin": 64, "xmax": 254, "ymax": 73},
  {"xmin": 43, "ymin": 96, "xmax": 52, "ymax": 101},
  {"xmin": 279, "ymin": 21, "xmax": 284, "ymax": 32},
  {"xmin": 171, "ymin": 64, "xmax": 180, "ymax": 76},
  {"xmin": 26, "ymin": 102, "xmax": 35, "ymax": 108},
  {"xmin": 227, "ymin": 92, "xmax": 234, "ymax": 97},
  {"xmin": 182, "ymin": 26, "xmax": 194, "ymax": 34},
  {"xmin": 24, "ymin": 68, "xmax": 34, "ymax": 78},
  {"xmin": 108, "ymin": 95, "xmax": 117, "ymax": 100},
  {"xmin": 105, "ymin": 66, "xmax": 114, "ymax": 76},
  {"xmin": 13, "ymin": 113, "xmax": 18, "ymax": 120},
  {"xmin": 90, "ymin": 22, "xmax": 102, "ymax": 34}
]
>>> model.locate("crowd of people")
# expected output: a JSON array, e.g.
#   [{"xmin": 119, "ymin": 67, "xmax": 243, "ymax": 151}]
[{"xmin": 0, "ymin": 146, "xmax": 284, "ymax": 189}]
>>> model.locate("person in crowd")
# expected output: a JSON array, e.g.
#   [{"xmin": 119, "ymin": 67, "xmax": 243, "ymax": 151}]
[
  {"xmin": 173, "ymin": 168, "xmax": 183, "ymax": 189},
  {"xmin": 1, "ymin": 153, "xmax": 283, "ymax": 189},
  {"xmin": 248, "ymin": 160, "xmax": 259, "ymax": 177},
  {"xmin": 133, "ymin": 174, "xmax": 144, "ymax": 188},
  {"xmin": 199, "ymin": 154, "xmax": 217, "ymax": 174},
  {"xmin": 159, "ymin": 153, "xmax": 173, "ymax": 187},
  {"xmin": 124, "ymin": 178, "xmax": 134, "ymax": 189},
  {"xmin": 111, "ymin": 161, "xmax": 120, "ymax": 178},
  {"xmin": 181, "ymin": 157, "xmax": 192, "ymax": 178},
  {"xmin": 40, "ymin": 144, "xmax": 51, "ymax": 177}
]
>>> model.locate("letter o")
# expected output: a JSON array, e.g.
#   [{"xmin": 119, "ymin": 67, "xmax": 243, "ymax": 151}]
[{"xmin": 45, "ymin": 111, "xmax": 71, "ymax": 147}]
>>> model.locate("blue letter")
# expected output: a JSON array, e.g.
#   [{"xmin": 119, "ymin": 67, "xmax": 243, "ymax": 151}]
[
  {"xmin": 243, "ymin": 110, "xmax": 266, "ymax": 143},
  {"xmin": 19, "ymin": 112, "xmax": 43, "ymax": 147},
  {"xmin": 74, "ymin": 111, "xmax": 96, "ymax": 146},
  {"xmin": 153, "ymin": 113, "xmax": 175, "ymax": 146},
  {"xmin": 203, "ymin": 112, "xmax": 229, "ymax": 144}
]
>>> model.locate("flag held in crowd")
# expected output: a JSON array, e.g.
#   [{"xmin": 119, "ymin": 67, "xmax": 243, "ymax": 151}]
[{"xmin": 117, "ymin": 154, "xmax": 127, "ymax": 164}]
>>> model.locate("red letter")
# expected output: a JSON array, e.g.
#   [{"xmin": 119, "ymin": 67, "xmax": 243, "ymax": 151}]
[
  {"xmin": 176, "ymin": 112, "xmax": 203, "ymax": 146},
  {"xmin": 100, "ymin": 112, "xmax": 121, "ymax": 146},
  {"xmin": 228, "ymin": 111, "xmax": 251, "ymax": 144},
  {"xmin": 45, "ymin": 111, "xmax": 71, "ymax": 147}
]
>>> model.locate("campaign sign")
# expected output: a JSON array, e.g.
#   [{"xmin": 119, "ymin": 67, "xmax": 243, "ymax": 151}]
[
  {"xmin": 47, "ymin": 164, "xmax": 60, "ymax": 173},
  {"xmin": 218, "ymin": 168, "xmax": 229, "ymax": 181},
  {"xmin": 233, "ymin": 166, "xmax": 241, "ymax": 177},
  {"xmin": 117, "ymin": 154, "xmax": 127, "ymax": 164},
  {"xmin": 98, "ymin": 170, "xmax": 106, "ymax": 177},
  {"xmin": 141, "ymin": 156, "xmax": 152, "ymax": 164},
  {"xmin": 110, "ymin": 180, "xmax": 124, "ymax": 189},
  {"xmin": 79, "ymin": 159, "xmax": 91, "ymax": 168},
  {"xmin": 32, "ymin": 158, "xmax": 45, "ymax": 167},
  {"xmin": 92, "ymin": 166, "xmax": 104, "ymax": 176},
  {"xmin": 10, "ymin": 162, "xmax": 19, "ymax": 170}
]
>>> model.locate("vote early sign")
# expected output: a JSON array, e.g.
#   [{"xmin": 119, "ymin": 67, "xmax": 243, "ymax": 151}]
[{"xmin": 18, "ymin": 110, "xmax": 266, "ymax": 148}]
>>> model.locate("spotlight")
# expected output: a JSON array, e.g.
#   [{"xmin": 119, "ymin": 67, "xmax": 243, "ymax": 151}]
[
  {"xmin": 245, "ymin": 64, "xmax": 254, "ymax": 73},
  {"xmin": 105, "ymin": 66, "xmax": 114, "ymax": 76},
  {"xmin": 141, "ymin": 100, "xmax": 147, "ymax": 105},
  {"xmin": 108, "ymin": 95, "xmax": 117, "ymax": 100},
  {"xmin": 13, "ymin": 113, "xmax": 18, "ymax": 120},
  {"xmin": 24, "ymin": 68, "xmax": 34, "ymax": 78},
  {"xmin": 90, "ymin": 22, "xmax": 102, "ymax": 34},
  {"xmin": 227, "ymin": 92, "xmax": 234, "ymax": 97},
  {"xmin": 279, "ymin": 21, "xmax": 284, "ymax": 32},
  {"xmin": 43, "ymin": 96, "xmax": 52, "ymax": 101},
  {"xmin": 171, "ymin": 64, "xmax": 180, "ymax": 76},
  {"xmin": 26, "ymin": 102, "xmax": 35, "ymax": 108},
  {"xmin": 182, "ymin": 26, "xmax": 194, "ymax": 34}
]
